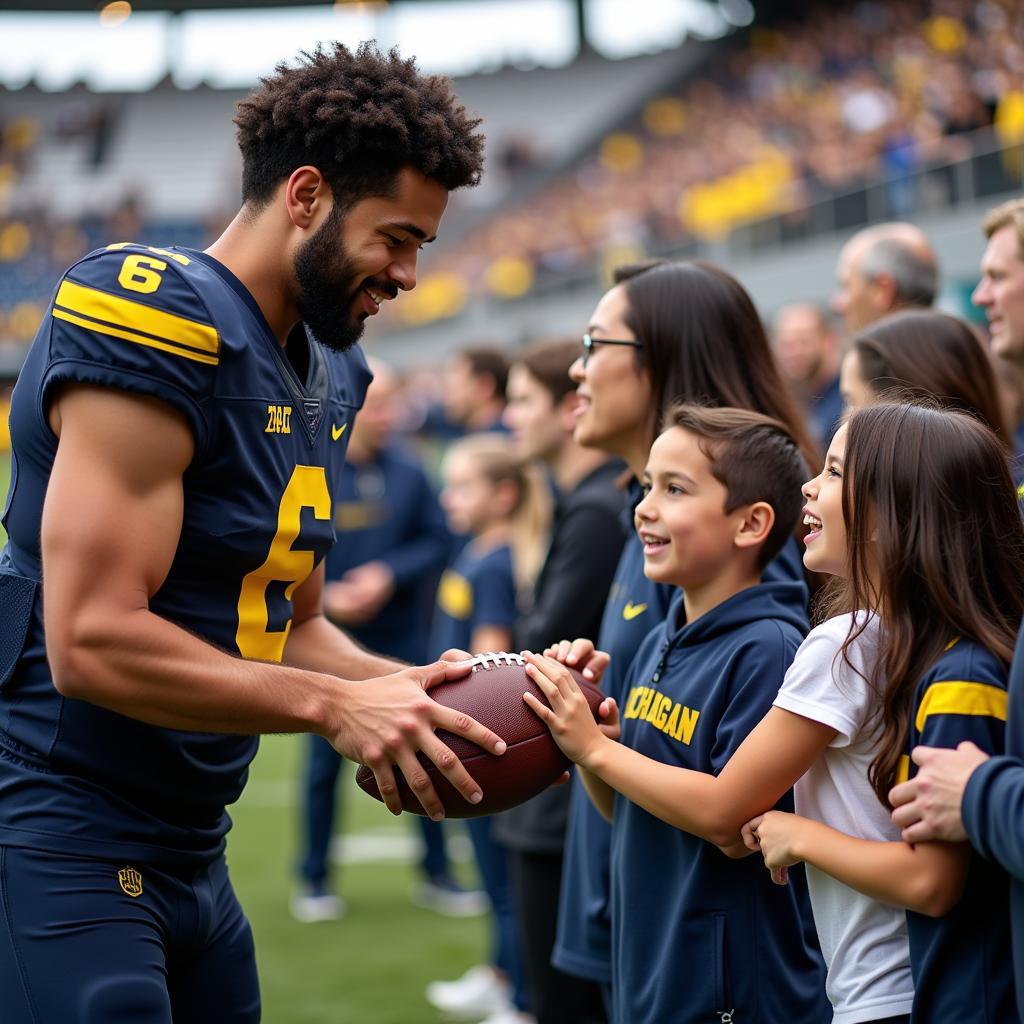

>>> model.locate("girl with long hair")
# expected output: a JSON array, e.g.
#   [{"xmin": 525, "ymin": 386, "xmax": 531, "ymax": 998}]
[
  {"xmin": 532, "ymin": 402, "xmax": 1023, "ymax": 1023},
  {"xmin": 554, "ymin": 258, "xmax": 820, "ymax": 993}
]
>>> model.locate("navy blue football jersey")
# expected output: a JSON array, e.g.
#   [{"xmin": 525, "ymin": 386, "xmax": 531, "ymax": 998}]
[
  {"xmin": 898, "ymin": 638, "xmax": 1015, "ymax": 1023},
  {"xmin": 0, "ymin": 243, "xmax": 371, "ymax": 864}
]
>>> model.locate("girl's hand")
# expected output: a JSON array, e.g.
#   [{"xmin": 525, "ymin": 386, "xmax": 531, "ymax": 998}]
[
  {"xmin": 742, "ymin": 810, "xmax": 808, "ymax": 886},
  {"xmin": 523, "ymin": 652, "xmax": 609, "ymax": 767},
  {"xmin": 541, "ymin": 638, "xmax": 610, "ymax": 686}
]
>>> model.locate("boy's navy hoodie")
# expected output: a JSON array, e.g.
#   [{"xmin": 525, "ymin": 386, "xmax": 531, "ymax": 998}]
[
  {"xmin": 610, "ymin": 580, "xmax": 828, "ymax": 1024},
  {"xmin": 553, "ymin": 476, "xmax": 810, "ymax": 985}
]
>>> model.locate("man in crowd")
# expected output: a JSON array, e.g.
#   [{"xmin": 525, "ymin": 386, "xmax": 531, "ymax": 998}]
[
  {"xmin": 832, "ymin": 221, "xmax": 938, "ymax": 334},
  {"xmin": 443, "ymin": 346, "xmax": 511, "ymax": 435},
  {"xmin": 771, "ymin": 302, "xmax": 843, "ymax": 447}
]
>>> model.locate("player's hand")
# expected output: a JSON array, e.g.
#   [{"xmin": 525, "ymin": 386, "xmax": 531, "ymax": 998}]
[
  {"xmin": 742, "ymin": 811, "xmax": 806, "ymax": 885},
  {"xmin": 542, "ymin": 637, "xmax": 610, "ymax": 685},
  {"xmin": 330, "ymin": 659, "xmax": 506, "ymax": 820},
  {"xmin": 522, "ymin": 652, "xmax": 607, "ymax": 768},
  {"xmin": 888, "ymin": 742, "xmax": 989, "ymax": 843},
  {"xmin": 437, "ymin": 648, "xmax": 473, "ymax": 664}
]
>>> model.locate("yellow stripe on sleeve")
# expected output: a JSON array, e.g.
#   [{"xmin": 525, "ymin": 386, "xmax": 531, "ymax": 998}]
[
  {"xmin": 896, "ymin": 754, "xmax": 910, "ymax": 785},
  {"xmin": 915, "ymin": 681, "xmax": 1008, "ymax": 733},
  {"xmin": 52, "ymin": 309, "xmax": 219, "ymax": 366},
  {"xmin": 54, "ymin": 279, "xmax": 220, "ymax": 358}
]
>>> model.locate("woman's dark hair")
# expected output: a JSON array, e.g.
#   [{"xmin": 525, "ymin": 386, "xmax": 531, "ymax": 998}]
[
  {"xmin": 234, "ymin": 42, "xmax": 484, "ymax": 212},
  {"xmin": 613, "ymin": 259, "xmax": 820, "ymax": 473},
  {"xmin": 851, "ymin": 310, "xmax": 1010, "ymax": 448},
  {"xmin": 825, "ymin": 403, "xmax": 1024, "ymax": 807}
]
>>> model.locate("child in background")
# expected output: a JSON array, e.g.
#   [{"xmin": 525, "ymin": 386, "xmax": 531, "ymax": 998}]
[
  {"xmin": 538, "ymin": 403, "xmax": 1023, "ymax": 1023},
  {"xmin": 426, "ymin": 433, "xmax": 551, "ymax": 1024},
  {"xmin": 528, "ymin": 405, "xmax": 828, "ymax": 1024}
]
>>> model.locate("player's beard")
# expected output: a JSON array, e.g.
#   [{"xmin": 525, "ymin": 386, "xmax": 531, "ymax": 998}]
[{"xmin": 293, "ymin": 205, "xmax": 370, "ymax": 353}]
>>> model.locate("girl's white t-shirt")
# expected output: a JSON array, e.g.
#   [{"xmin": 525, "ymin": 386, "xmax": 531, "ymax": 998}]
[{"xmin": 773, "ymin": 612, "xmax": 915, "ymax": 1024}]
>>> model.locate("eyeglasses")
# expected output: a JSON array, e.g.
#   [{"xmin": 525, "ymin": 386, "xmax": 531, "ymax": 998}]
[{"xmin": 581, "ymin": 333, "xmax": 643, "ymax": 368}]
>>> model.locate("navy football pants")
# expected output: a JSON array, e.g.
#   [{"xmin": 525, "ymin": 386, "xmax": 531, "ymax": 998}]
[{"xmin": 0, "ymin": 845, "xmax": 260, "ymax": 1023}]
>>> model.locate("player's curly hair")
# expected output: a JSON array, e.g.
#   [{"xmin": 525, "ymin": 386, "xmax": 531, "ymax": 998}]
[{"xmin": 234, "ymin": 41, "xmax": 485, "ymax": 211}]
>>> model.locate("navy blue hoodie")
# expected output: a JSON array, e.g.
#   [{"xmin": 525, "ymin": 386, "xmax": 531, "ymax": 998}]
[
  {"xmin": 610, "ymin": 581, "xmax": 828, "ymax": 1024},
  {"xmin": 553, "ymin": 476, "xmax": 809, "ymax": 984},
  {"xmin": 963, "ymin": 621, "xmax": 1024, "ymax": 1023}
]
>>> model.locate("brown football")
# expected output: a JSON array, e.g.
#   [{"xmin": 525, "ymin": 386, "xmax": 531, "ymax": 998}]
[{"xmin": 355, "ymin": 652, "xmax": 604, "ymax": 818}]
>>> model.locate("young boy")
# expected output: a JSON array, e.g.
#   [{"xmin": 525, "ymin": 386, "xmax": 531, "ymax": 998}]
[{"xmin": 525, "ymin": 404, "xmax": 828, "ymax": 1024}]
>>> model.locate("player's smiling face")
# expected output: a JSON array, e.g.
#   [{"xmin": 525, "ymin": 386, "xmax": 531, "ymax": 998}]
[
  {"xmin": 295, "ymin": 166, "xmax": 448, "ymax": 351},
  {"xmin": 800, "ymin": 422, "xmax": 848, "ymax": 576}
]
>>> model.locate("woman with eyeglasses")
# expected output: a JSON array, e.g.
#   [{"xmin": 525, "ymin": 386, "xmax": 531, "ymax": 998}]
[{"xmin": 547, "ymin": 258, "xmax": 821, "ymax": 1013}]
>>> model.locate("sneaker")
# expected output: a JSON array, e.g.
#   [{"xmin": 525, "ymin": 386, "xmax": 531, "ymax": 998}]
[
  {"xmin": 425, "ymin": 964, "xmax": 513, "ymax": 1020},
  {"xmin": 410, "ymin": 875, "xmax": 488, "ymax": 917},
  {"xmin": 289, "ymin": 885, "xmax": 346, "ymax": 923}
]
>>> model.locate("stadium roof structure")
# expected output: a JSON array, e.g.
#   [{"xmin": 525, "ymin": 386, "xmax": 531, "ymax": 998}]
[
  {"xmin": 0, "ymin": 0, "xmax": 802, "ymax": 20},
  {"xmin": 0, "ymin": 0, "xmax": 503, "ymax": 9}
]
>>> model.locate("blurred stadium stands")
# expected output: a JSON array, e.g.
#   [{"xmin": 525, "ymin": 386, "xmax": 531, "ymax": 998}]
[{"xmin": 0, "ymin": 0, "xmax": 1022, "ymax": 375}]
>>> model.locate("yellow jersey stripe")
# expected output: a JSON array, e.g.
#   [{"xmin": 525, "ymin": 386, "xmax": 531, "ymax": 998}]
[
  {"xmin": 896, "ymin": 754, "xmax": 911, "ymax": 785},
  {"xmin": 54, "ymin": 280, "xmax": 220, "ymax": 356},
  {"xmin": 52, "ymin": 308, "xmax": 219, "ymax": 366},
  {"xmin": 915, "ymin": 681, "xmax": 1008, "ymax": 733}
]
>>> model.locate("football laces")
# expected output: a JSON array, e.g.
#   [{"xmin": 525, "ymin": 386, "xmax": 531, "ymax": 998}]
[{"xmin": 472, "ymin": 652, "xmax": 526, "ymax": 670}]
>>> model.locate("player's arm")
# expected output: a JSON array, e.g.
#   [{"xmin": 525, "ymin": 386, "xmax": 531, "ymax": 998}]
[
  {"xmin": 43, "ymin": 385, "xmax": 504, "ymax": 818},
  {"xmin": 746, "ymin": 811, "xmax": 970, "ymax": 917}
]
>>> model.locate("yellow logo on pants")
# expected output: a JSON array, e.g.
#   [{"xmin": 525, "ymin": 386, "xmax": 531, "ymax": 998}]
[{"xmin": 118, "ymin": 866, "xmax": 143, "ymax": 898}]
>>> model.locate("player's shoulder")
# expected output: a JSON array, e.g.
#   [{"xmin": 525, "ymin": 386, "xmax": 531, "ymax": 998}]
[
  {"xmin": 64, "ymin": 244, "xmax": 218, "ymax": 314},
  {"xmin": 55, "ymin": 243, "xmax": 224, "ymax": 367}
]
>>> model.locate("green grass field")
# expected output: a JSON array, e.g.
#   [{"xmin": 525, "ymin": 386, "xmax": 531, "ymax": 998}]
[
  {"xmin": 0, "ymin": 455, "xmax": 488, "ymax": 1023},
  {"xmin": 232, "ymin": 735, "xmax": 488, "ymax": 1024}
]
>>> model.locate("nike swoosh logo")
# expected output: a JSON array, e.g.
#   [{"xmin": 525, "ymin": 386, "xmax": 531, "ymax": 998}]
[
  {"xmin": 331, "ymin": 423, "xmax": 348, "ymax": 441},
  {"xmin": 622, "ymin": 602, "xmax": 648, "ymax": 621}
]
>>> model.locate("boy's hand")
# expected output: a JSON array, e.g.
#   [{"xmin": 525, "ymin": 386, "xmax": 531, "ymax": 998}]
[
  {"xmin": 523, "ymin": 652, "xmax": 609, "ymax": 768},
  {"xmin": 742, "ymin": 811, "xmax": 807, "ymax": 886},
  {"xmin": 597, "ymin": 696, "xmax": 621, "ymax": 741},
  {"xmin": 541, "ymin": 638, "xmax": 610, "ymax": 686}
]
